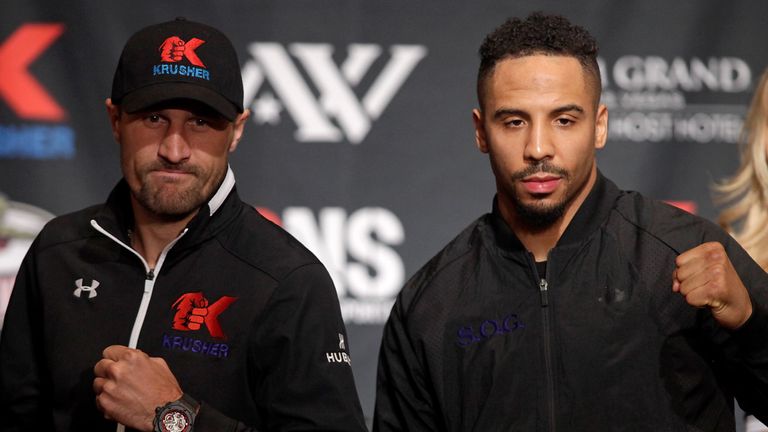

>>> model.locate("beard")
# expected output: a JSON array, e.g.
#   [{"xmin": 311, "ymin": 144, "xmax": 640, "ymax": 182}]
[
  {"xmin": 508, "ymin": 162, "xmax": 571, "ymax": 230},
  {"xmin": 132, "ymin": 160, "xmax": 224, "ymax": 221}
]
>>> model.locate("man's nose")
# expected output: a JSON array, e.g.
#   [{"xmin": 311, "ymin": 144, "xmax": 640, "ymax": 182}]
[
  {"xmin": 524, "ymin": 122, "xmax": 554, "ymax": 162},
  {"xmin": 158, "ymin": 123, "xmax": 191, "ymax": 163}
]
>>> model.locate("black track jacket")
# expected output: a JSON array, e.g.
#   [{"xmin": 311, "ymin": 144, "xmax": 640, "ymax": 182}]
[
  {"xmin": 375, "ymin": 173, "xmax": 768, "ymax": 431},
  {"xmin": 0, "ymin": 169, "xmax": 367, "ymax": 432}
]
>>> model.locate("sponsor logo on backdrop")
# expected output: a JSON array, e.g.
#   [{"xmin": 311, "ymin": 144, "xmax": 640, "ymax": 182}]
[
  {"xmin": 242, "ymin": 43, "xmax": 427, "ymax": 144},
  {"xmin": 665, "ymin": 200, "xmax": 697, "ymax": 214},
  {"xmin": 0, "ymin": 195, "xmax": 54, "ymax": 328},
  {"xmin": 599, "ymin": 56, "xmax": 750, "ymax": 144},
  {"xmin": 0, "ymin": 23, "xmax": 74, "ymax": 159},
  {"xmin": 257, "ymin": 206, "xmax": 404, "ymax": 325}
]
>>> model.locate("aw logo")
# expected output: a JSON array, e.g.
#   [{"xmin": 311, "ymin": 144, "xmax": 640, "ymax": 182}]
[
  {"xmin": 0, "ymin": 23, "xmax": 74, "ymax": 159},
  {"xmin": 171, "ymin": 292, "xmax": 237, "ymax": 339},
  {"xmin": 242, "ymin": 43, "xmax": 427, "ymax": 144}
]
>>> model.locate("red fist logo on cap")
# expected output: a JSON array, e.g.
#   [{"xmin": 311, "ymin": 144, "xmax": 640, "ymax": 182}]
[{"xmin": 159, "ymin": 36, "xmax": 186, "ymax": 62}]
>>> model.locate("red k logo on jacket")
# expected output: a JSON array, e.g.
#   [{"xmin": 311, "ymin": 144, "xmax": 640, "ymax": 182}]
[
  {"xmin": 158, "ymin": 36, "xmax": 206, "ymax": 67},
  {"xmin": 171, "ymin": 292, "xmax": 236, "ymax": 339}
]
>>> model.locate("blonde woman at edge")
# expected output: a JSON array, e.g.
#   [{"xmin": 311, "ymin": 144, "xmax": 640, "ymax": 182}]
[{"xmin": 716, "ymin": 69, "xmax": 768, "ymax": 432}]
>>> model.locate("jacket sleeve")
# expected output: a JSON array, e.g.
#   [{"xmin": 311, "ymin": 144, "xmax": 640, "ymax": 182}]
[
  {"xmin": 0, "ymin": 239, "xmax": 54, "ymax": 431},
  {"xmin": 373, "ymin": 294, "xmax": 441, "ymax": 432},
  {"xmin": 725, "ymin": 299, "xmax": 768, "ymax": 421},
  {"xmin": 192, "ymin": 401, "xmax": 260, "ymax": 432},
  {"xmin": 717, "ymin": 236, "xmax": 768, "ymax": 423},
  {"xmin": 193, "ymin": 262, "xmax": 367, "ymax": 432}
]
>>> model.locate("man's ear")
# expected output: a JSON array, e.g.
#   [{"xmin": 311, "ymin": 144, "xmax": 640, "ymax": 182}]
[
  {"xmin": 228, "ymin": 109, "xmax": 250, "ymax": 153},
  {"xmin": 594, "ymin": 104, "xmax": 608, "ymax": 150},
  {"xmin": 105, "ymin": 98, "xmax": 122, "ymax": 143},
  {"xmin": 473, "ymin": 108, "xmax": 489, "ymax": 153}
]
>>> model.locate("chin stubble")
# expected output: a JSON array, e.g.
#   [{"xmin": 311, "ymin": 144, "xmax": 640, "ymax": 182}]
[{"xmin": 509, "ymin": 162, "xmax": 570, "ymax": 229}]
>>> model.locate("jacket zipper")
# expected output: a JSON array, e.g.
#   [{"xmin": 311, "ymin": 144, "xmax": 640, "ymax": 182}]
[
  {"xmin": 532, "ymin": 255, "xmax": 556, "ymax": 432},
  {"xmin": 91, "ymin": 221, "xmax": 188, "ymax": 432},
  {"xmin": 539, "ymin": 277, "xmax": 556, "ymax": 432},
  {"xmin": 539, "ymin": 278, "xmax": 549, "ymax": 306},
  {"xmin": 91, "ymin": 220, "xmax": 188, "ymax": 349}
]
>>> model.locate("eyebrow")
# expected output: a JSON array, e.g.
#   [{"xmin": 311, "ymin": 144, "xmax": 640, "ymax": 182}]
[
  {"xmin": 552, "ymin": 104, "xmax": 585, "ymax": 115},
  {"xmin": 493, "ymin": 103, "xmax": 585, "ymax": 120},
  {"xmin": 493, "ymin": 108, "xmax": 527, "ymax": 120}
]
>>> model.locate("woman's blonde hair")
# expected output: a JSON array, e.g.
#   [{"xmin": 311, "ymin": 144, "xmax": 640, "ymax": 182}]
[{"xmin": 716, "ymin": 69, "xmax": 768, "ymax": 269}]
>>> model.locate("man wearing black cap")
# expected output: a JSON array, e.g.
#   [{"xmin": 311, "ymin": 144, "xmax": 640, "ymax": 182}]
[{"xmin": 0, "ymin": 18, "xmax": 367, "ymax": 432}]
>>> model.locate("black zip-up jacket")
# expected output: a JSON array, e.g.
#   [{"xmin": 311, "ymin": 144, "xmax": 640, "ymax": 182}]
[
  {"xmin": 0, "ymin": 169, "xmax": 368, "ymax": 432},
  {"xmin": 374, "ymin": 173, "xmax": 768, "ymax": 431}
]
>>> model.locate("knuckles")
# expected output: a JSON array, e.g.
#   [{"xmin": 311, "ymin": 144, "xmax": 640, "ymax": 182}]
[
  {"xmin": 104, "ymin": 362, "xmax": 124, "ymax": 380},
  {"xmin": 151, "ymin": 356, "xmax": 169, "ymax": 368},
  {"xmin": 122, "ymin": 350, "xmax": 139, "ymax": 362}
]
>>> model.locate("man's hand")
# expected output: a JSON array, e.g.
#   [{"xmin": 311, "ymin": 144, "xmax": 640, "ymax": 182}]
[
  {"xmin": 93, "ymin": 345, "xmax": 183, "ymax": 432},
  {"xmin": 673, "ymin": 241, "xmax": 753, "ymax": 330}
]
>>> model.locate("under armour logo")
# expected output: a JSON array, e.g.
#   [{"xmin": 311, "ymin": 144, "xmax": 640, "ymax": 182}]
[
  {"xmin": 73, "ymin": 278, "xmax": 100, "ymax": 299},
  {"xmin": 242, "ymin": 42, "xmax": 427, "ymax": 144},
  {"xmin": 339, "ymin": 333, "xmax": 346, "ymax": 351}
]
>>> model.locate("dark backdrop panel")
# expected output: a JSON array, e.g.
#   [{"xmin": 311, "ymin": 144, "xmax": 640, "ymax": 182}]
[{"xmin": 2, "ymin": 1, "xmax": 766, "ymax": 427}]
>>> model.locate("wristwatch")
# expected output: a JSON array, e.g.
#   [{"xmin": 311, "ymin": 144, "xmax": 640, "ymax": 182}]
[{"xmin": 153, "ymin": 393, "xmax": 199, "ymax": 432}]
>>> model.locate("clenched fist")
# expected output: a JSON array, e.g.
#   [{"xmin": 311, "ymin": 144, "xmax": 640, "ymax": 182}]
[
  {"xmin": 93, "ymin": 345, "xmax": 183, "ymax": 431},
  {"xmin": 673, "ymin": 241, "xmax": 753, "ymax": 330}
]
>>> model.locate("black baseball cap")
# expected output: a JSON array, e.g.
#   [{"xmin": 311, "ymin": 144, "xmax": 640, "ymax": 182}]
[{"xmin": 111, "ymin": 17, "xmax": 244, "ymax": 121}]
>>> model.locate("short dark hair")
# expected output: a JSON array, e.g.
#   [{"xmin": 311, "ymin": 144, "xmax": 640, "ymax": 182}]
[{"xmin": 477, "ymin": 12, "xmax": 601, "ymax": 107}]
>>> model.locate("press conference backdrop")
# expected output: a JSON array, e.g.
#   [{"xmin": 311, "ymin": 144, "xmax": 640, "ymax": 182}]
[{"xmin": 1, "ymin": 0, "xmax": 765, "ymax": 428}]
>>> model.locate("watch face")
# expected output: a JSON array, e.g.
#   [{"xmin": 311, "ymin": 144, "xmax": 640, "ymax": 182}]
[{"xmin": 159, "ymin": 408, "xmax": 192, "ymax": 432}]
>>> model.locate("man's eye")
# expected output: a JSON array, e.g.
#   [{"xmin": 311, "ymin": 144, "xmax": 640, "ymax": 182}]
[
  {"xmin": 189, "ymin": 118, "xmax": 211, "ymax": 129},
  {"xmin": 556, "ymin": 118, "xmax": 573, "ymax": 126},
  {"xmin": 505, "ymin": 119, "xmax": 524, "ymax": 127},
  {"xmin": 142, "ymin": 114, "xmax": 164, "ymax": 126}
]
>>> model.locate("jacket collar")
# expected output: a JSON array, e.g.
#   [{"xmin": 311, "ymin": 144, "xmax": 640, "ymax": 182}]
[
  {"xmin": 489, "ymin": 170, "xmax": 621, "ymax": 254},
  {"xmin": 206, "ymin": 166, "xmax": 236, "ymax": 216}
]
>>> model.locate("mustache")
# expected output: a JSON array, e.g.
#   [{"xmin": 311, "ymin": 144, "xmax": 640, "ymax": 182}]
[
  {"xmin": 144, "ymin": 161, "xmax": 201, "ymax": 176},
  {"xmin": 510, "ymin": 163, "xmax": 569, "ymax": 182}
]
